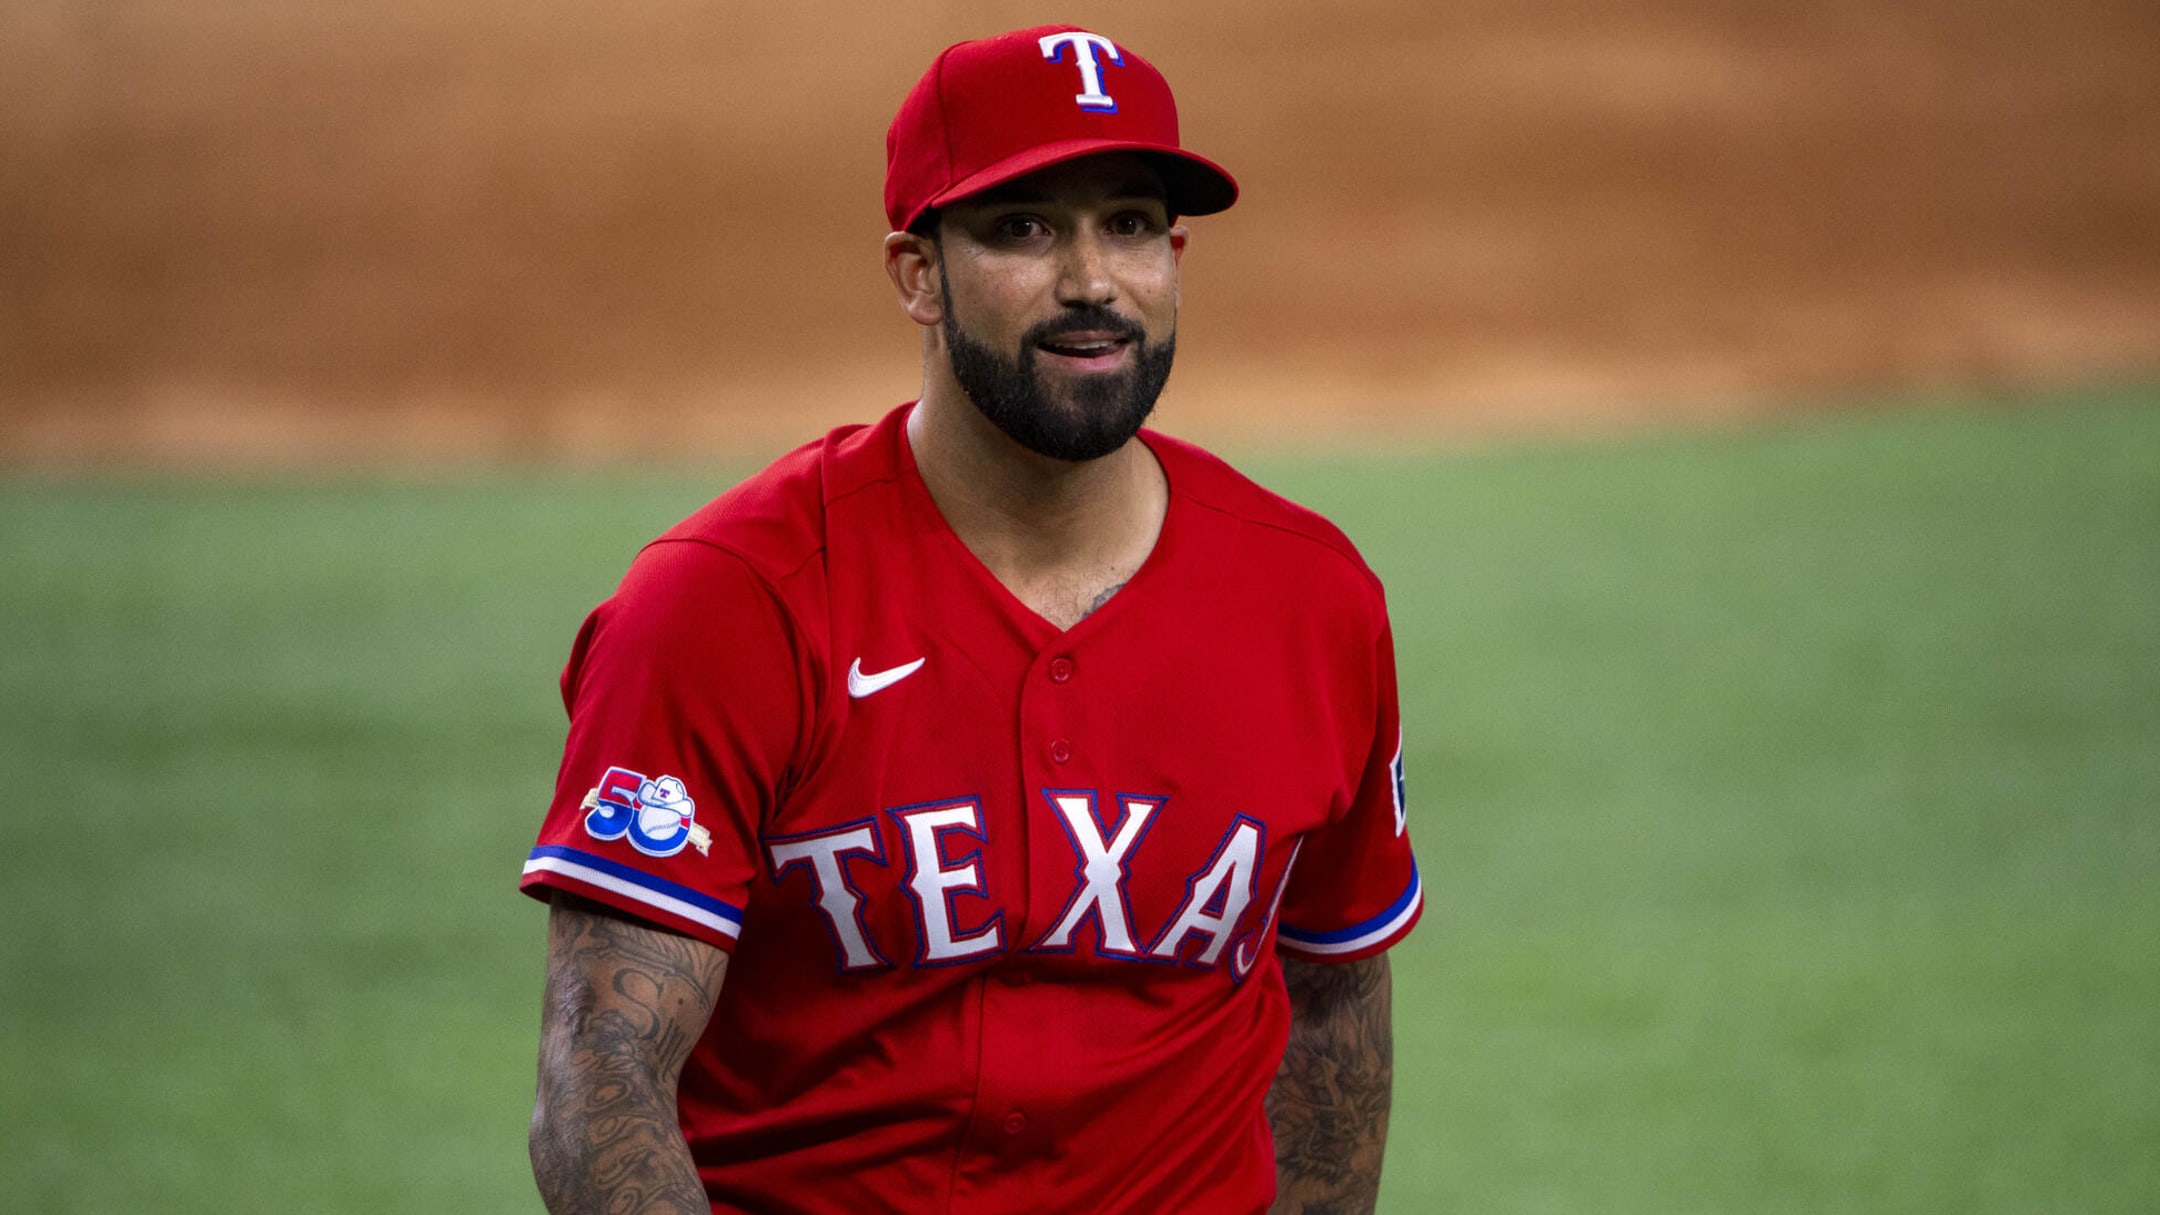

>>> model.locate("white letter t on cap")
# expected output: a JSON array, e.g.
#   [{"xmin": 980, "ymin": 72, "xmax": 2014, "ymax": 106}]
[{"xmin": 1040, "ymin": 31, "xmax": 1124, "ymax": 112}]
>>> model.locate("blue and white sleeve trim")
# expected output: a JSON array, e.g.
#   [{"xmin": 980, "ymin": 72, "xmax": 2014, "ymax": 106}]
[
  {"xmin": 523, "ymin": 844, "xmax": 744, "ymax": 941},
  {"xmin": 1276, "ymin": 860, "xmax": 1422, "ymax": 959}
]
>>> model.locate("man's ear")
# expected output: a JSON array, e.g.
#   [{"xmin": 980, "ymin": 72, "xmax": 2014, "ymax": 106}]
[
  {"xmin": 884, "ymin": 231, "xmax": 945, "ymax": 327},
  {"xmin": 1170, "ymin": 222, "xmax": 1188, "ymax": 265}
]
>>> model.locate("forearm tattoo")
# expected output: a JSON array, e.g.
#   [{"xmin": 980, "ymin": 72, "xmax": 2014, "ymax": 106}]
[
  {"xmin": 531, "ymin": 893, "xmax": 727, "ymax": 1215},
  {"xmin": 1266, "ymin": 954, "xmax": 1394, "ymax": 1215}
]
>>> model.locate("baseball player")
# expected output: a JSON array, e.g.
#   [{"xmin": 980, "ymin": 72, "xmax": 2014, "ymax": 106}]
[{"xmin": 522, "ymin": 25, "xmax": 1420, "ymax": 1215}]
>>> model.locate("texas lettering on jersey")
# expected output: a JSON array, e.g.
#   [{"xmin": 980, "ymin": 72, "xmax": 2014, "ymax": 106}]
[{"xmin": 762, "ymin": 788, "xmax": 1292, "ymax": 979}]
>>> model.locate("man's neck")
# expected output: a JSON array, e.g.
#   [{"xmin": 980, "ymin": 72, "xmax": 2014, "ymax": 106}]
[{"xmin": 906, "ymin": 388, "xmax": 1168, "ymax": 630}]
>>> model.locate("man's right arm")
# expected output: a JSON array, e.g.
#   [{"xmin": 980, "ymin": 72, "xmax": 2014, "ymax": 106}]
[{"xmin": 531, "ymin": 891, "xmax": 729, "ymax": 1214}]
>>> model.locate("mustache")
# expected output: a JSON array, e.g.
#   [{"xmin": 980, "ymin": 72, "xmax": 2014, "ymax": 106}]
[{"xmin": 1023, "ymin": 308, "xmax": 1145, "ymax": 348}]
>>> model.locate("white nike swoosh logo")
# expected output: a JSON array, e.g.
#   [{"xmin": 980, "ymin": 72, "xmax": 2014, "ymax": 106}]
[{"xmin": 847, "ymin": 656, "xmax": 926, "ymax": 698}]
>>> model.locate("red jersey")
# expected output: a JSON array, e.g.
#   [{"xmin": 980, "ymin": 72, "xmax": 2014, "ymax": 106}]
[{"xmin": 521, "ymin": 403, "xmax": 1421, "ymax": 1214}]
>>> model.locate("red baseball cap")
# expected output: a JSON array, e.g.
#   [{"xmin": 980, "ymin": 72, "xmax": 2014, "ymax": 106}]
[{"xmin": 884, "ymin": 25, "xmax": 1239, "ymax": 232}]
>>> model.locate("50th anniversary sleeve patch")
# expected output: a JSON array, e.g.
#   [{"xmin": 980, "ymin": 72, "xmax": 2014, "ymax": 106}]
[{"xmin": 582, "ymin": 765, "xmax": 712, "ymax": 858}]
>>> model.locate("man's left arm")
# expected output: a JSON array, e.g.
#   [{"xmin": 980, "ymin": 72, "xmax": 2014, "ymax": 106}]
[{"xmin": 1267, "ymin": 952, "xmax": 1394, "ymax": 1215}]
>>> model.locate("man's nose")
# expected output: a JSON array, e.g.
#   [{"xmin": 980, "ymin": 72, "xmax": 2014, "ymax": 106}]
[{"xmin": 1053, "ymin": 230, "xmax": 1116, "ymax": 307}]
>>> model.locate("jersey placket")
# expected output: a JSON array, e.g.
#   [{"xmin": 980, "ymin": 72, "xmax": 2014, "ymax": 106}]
[
  {"xmin": 953, "ymin": 642, "xmax": 1087, "ymax": 1204},
  {"xmin": 914, "ymin": 481, "xmax": 1158, "ymax": 1205}
]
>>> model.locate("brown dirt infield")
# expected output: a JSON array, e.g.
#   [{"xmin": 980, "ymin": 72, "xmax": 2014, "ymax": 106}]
[{"xmin": 3, "ymin": 1, "xmax": 2157, "ymax": 466}]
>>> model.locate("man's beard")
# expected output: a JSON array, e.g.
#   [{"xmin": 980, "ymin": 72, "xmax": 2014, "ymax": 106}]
[{"xmin": 941, "ymin": 297, "xmax": 1176, "ymax": 464}]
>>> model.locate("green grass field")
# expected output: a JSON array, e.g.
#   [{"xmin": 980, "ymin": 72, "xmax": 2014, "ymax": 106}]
[{"xmin": 2, "ymin": 389, "xmax": 2154, "ymax": 1212}]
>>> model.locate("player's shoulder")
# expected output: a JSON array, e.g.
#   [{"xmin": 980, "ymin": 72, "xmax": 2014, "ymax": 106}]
[
  {"xmin": 1148, "ymin": 428, "xmax": 1385, "ymax": 598},
  {"xmin": 645, "ymin": 406, "xmax": 904, "ymax": 586}
]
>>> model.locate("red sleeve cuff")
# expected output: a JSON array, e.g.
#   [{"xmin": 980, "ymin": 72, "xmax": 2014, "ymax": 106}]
[
  {"xmin": 1276, "ymin": 859, "xmax": 1422, "ymax": 964},
  {"xmin": 521, "ymin": 844, "xmax": 743, "ymax": 953}
]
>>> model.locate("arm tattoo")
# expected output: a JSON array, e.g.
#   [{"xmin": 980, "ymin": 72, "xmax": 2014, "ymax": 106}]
[
  {"xmin": 1266, "ymin": 954, "xmax": 1394, "ymax": 1215},
  {"xmin": 531, "ymin": 892, "xmax": 728, "ymax": 1215},
  {"xmin": 1081, "ymin": 579, "xmax": 1128, "ymax": 621}
]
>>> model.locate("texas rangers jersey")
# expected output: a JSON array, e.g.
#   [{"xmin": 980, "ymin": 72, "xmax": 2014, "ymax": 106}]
[{"xmin": 521, "ymin": 403, "xmax": 1421, "ymax": 1215}]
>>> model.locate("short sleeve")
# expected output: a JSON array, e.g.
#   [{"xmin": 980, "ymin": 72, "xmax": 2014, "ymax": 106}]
[
  {"xmin": 1275, "ymin": 614, "xmax": 1422, "ymax": 964},
  {"xmin": 519, "ymin": 539, "xmax": 808, "ymax": 952}
]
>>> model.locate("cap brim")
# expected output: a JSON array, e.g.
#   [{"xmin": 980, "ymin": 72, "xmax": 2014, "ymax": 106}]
[{"xmin": 914, "ymin": 138, "xmax": 1238, "ymax": 230}]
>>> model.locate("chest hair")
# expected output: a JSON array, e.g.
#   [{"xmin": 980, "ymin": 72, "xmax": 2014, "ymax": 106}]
[{"xmin": 1013, "ymin": 568, "xmax": 1134, "ymax": 632}]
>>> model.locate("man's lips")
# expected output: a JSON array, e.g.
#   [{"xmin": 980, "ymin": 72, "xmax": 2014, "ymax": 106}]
[{"xmin": 1035, "ymin": 330, "xmax": 1135, "ymax": 365}]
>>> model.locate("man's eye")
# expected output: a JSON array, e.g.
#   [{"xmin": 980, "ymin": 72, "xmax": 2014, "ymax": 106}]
[
  {"xmin": 996, "ymin": 217, "xmax": 1045, "ymax": 240},
  {"xmin": 1109, "ymin": 213, "xmax": 1159, "ymax": 237}
]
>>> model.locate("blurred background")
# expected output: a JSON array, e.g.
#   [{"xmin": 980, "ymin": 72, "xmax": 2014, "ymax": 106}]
[
  {"xmin": 6, "ymin": 0, "xmax": 2157, "ymax": 461},
  {"xmin": 1, "ymin": 1, "xmax": 2155, "ymax": 1211}
]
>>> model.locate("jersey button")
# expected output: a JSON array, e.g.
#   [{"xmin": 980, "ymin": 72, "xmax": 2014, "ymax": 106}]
[
  {"xmin": 1002, "ymin": 1111, "xmax": 1028, "ymax": 1135},
  {"xmin": 1049, "ymin": 657, "xmax": 1074, "ymax": 683},
  {"xmin": 1050, "ymin": 738, "xmax": 1072, "ymax": 764}
]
